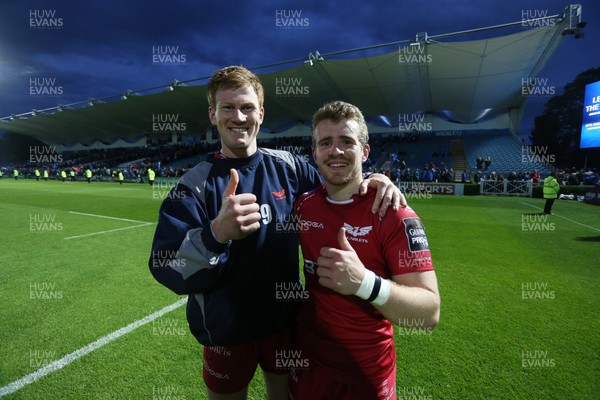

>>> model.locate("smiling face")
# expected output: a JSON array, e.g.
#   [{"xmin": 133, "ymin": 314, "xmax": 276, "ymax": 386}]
[
  {"xmin": 313, "ymin": 119, "xmax": 370, "ymax": 198},
  {"xmin": 208, "ymin": 85, "xmax": 264, "ymax": 158}
]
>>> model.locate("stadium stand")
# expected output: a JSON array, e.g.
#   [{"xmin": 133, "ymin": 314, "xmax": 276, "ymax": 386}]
[
  {"xmin": 3, "ymin": 133, "xmax": 595, "ymax": 187},
  {"xmin": 463, "ymin": 134, "xmax": 553, "ymax": 177}
]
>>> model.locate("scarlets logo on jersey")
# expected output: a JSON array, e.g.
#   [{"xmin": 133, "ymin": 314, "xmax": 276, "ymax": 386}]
[
  {"xmin": 403, "ymin": 217, "xmax": 429, "ymax": 252},
  {"xmin": 272, "ymin": 188, "xmax": 286, "ymax": 200},
  {"xmin": 343, "ymin": 223, "xmax": 372, "ymax": 243}
]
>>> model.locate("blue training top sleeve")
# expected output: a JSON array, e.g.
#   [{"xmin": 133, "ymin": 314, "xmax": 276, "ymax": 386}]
[{"xmin": 149, "ymin": 169, "xmax": 229, "ymax": 295}]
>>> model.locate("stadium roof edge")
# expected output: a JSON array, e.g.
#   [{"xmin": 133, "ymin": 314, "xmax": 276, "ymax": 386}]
[{"xmin": 0, "ymin": 4, "xmax": 584, "ymax": 147}]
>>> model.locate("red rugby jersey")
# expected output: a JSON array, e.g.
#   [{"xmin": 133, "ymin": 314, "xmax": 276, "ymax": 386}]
[{"xmin": 294, "ymin": 185, "xmax": 434, "ymax": 385}]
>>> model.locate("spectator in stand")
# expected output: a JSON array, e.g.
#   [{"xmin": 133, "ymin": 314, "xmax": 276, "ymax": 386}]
[
  {"xmin": 485, "ymin": 156, "xmax": 491, "ymax": 169},
  {"xmin": 461, "ymin": 170, "xmax": 467, "ymax": 183},
  {"xmin": 531, "ymin": 170, "xmax": 541, "ymax": 184},
  {"xmin": 446, "ymin": 168, "xmax": 454, "ymax": 183},
  {"xmin": 476, "ymin": 156, "xmax": 483, "ymax": 170},
  {"xmin": 567, "ymin": 172, "xmax": 579, "ymax": 186}
]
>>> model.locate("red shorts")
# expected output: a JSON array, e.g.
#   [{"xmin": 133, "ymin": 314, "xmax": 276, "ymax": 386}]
[
  {"xmin": 288, "ymin": 362, "xmax": 397, "ymax": 400},
  {"xmin": 202, "ymin": 326, "xmax": 292, "ymax": 394}
]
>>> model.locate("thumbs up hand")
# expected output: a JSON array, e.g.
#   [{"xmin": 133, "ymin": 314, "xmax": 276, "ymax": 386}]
[
  {"xmin": 316, "ymin": 227, "xmax": 367, "ymax": 295},
  {"xmin": 210, "ymin": 169, "xmax": 261, "ymax": 242},
  {"xmin": 222, "ymin": 167, "xmax": 239, "ymax": 198}
]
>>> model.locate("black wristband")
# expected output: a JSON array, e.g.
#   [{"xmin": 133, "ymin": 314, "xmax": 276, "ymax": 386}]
[{"xmin": 367, "ymin": 275, "xmax": 382, "ymax": 302}]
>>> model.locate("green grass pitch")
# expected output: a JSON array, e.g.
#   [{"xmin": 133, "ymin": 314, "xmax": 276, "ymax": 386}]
[{"xmin": 0, "ymin": 179, "xmax": 598, "ymax": 399}]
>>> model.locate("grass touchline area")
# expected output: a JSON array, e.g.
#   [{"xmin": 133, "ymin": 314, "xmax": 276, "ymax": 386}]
[{"xmin": 0, "ymin": 180, "xmax": 598, "ymax": 399}]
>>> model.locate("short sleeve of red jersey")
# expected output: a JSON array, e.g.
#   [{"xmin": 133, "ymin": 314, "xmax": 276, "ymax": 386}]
[{"xmin": 379, "ymin": 206, "xmax": 435, "ymax": 276}]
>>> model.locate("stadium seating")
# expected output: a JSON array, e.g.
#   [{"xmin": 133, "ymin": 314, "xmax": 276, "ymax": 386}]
[{"xmin": 463, "ymin": 134, "xmax": 552, "ymax": 177}]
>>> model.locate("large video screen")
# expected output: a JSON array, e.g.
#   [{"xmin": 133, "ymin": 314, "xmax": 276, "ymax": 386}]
[{"xmin": 580, "ymin": 80, "xmax": 600, "ymax": 149}]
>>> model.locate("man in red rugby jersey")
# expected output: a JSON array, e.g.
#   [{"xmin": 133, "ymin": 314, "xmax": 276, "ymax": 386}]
[{"xmin": 290, "ymin": 101, "xmax": 441, "ymax": 400}]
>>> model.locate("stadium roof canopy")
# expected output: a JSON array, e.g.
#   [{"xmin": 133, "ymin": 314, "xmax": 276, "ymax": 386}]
[{"xmin": 0, "ymin": 4, "xmax": 585, "ymax": 148}]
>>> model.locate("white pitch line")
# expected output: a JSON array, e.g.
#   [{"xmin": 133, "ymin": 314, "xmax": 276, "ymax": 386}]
[
  {"xmin": 0, "ymin": 298, "xmax": 187, "ymax": 397},
  {"xmin": 63, "ymin": 222, "xmax": 154, "ymax": 240},
  {"xmin": 68, "ymin": 211, "xmax": 152, "ymax": 224},
  {"xmin": 519, "ymin": 201, "xmax": 600, "ymax": 232}
]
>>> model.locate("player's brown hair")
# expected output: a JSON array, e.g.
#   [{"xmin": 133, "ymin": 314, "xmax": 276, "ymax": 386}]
[
  {"xmin": 311, "ymin": 101, "xmax": 369, "ymax": 148},
  {"xmin": 206, "ymin": 65, "xmax": 264, "ymax": 109}
]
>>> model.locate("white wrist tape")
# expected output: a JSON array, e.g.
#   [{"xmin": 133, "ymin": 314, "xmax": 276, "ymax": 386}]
[
  {"xmin": 355, "ymin": 269, "xmax": 376, "ymax": 300},
  {"xmin": 372, "ymin": 278, "xmax": 392, "ymax": 306}
]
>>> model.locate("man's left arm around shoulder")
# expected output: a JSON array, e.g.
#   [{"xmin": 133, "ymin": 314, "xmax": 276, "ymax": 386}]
[{"xmin": 358, "ymin": 173, "xmax": 407, "ymax": 217}]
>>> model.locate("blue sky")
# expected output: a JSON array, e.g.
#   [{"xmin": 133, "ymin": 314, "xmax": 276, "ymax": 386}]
[{"xmin": 0, "ymin": 0, "xmax": 598, "ymax": 141}]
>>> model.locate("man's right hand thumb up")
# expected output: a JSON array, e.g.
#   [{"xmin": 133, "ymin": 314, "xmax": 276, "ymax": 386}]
[
  {"xmin": 223, "ymin": 168, "xmax": 239, "ymax": 198},
  {"xmin": 211, "ymin": 169, "xmax": 261, "ymax": 242}
]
